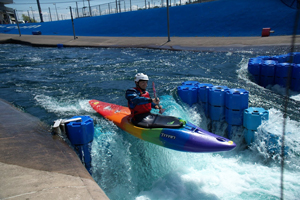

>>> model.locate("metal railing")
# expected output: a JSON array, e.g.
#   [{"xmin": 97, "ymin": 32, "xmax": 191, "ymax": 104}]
[
  {"xmin": 11, "ymin": 0, "xmax": 215, "ymax": 23},
  {"xmin": 59, "ymin": 0, "xmax": 214, "ymax": 21},
  {"xmin": 73, "ymin": 0, "xmax": 207, "ymax": 19}
]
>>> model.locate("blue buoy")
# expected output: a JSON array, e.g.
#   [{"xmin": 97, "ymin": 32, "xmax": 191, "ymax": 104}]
[
  {"xmin": 208, "ymin": 86, "xmax": 229, "ymax": 106},
  {"xmin": 243, "ymin": 107, "xmax": 269, "ymax": 145},
  {"xmin": 248, "ymin": 53, "xmax": 300, "ymax": 91},
  {"xmin": 57, "ymin": 44, "xmax": 64, "ymax": 49},
  {"xmin": 32, "ymin": 31, "xmax": 42, "ymax": 35},
  {"xmin": 271, "ymin": 55, "xmax": 288, "ymax": 63},
  {"xmin": 208, "ymin": 86, "xmax": 229, "ymax": 121},
  {"xmin": 177, "ymin": 85, "xmax": 198, "ymax": 106},
  {"xmin": 291, "ymin": 64, "xmax": 300, "ymax": 91},
  {"xmin": 66, "ymin": 116, "xmax": 94, "ymax": 145},
  {"xmin": 65, "ymin": 116, "xmax": 94, "ymax": 173},
  {"xmin": 225, "ymin": 89, "xmax": 249, "ymax": 110},
  {"xmin": 197, "ymin": 83, "xmax": 213, "ymax": 117},
  {"xmin": 248, "ymin": 58, "xmax": 262, "ymax": 83},
  {"xmin": 275, "ymin": 63, "xmax": 293, "ymax": 87},
  {"xmin": 292, "ymin": 52, "xmax": 300, "ymax": 64},
  {"xmin": 198, "ymin": 83, "xmax": 213, "ymax": 103},
  {"xmin": 225, "ymin": 88, "xmax": 249, "ymax": 126},
  {"xmin": 260, "ymin": 60, "xmax": 276, "ymax": 87}
]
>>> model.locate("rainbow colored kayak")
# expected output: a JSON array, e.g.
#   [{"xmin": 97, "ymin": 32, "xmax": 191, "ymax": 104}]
[{"xmin": 89, "ymin": 100, "xmax": 236, "ymax": 153}]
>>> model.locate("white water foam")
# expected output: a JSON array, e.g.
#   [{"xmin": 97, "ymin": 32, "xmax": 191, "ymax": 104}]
[
  {"xmin": 34, "ymin": 94, "xmax": 94, "ymax": 116},
  {"xmin": 34, "ymin": 93, "xmax": 300, "ymax": 200}
]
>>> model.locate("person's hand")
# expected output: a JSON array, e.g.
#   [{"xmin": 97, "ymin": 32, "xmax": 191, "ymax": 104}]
[
  {"xmin": 155, "ymin": 105, "xmax": 162, "ymax": 110},
  {"xmin": 152, "ymin": 98, "xmax": 160, "ymax": 105}
]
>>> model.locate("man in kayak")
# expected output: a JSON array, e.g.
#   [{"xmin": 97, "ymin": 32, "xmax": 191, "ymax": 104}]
[
  {"xmin": 125, "ymin": 73, "xmax": 162, "ymax": 127},
  {"xmin": 126, "ymin": 73, "xmax": 183, "ymax": 128}
]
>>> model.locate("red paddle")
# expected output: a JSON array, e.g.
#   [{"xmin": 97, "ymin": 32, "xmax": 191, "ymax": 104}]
[{"xmin": 152, "ymin": 82, "xmax": 165, "ymax": 114}]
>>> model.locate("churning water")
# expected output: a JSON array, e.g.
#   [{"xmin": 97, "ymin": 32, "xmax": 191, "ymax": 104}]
[{"xmin": 1, "ymin": 44, "xmax": 300, "ymax": 200}]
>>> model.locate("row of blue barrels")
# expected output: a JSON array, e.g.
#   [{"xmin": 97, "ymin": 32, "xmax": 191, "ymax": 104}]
[
  {"xmin": 177, "ymin": 81, "xmax": 249, "ymax": 126},
  {"xmin": 177, "ymin": 81, "xmax": 287, "ymax": 154},
  {"xmin": 65, "ymin": 116, "xmax": 94, "ymax": 173},
  {"xmin": 248, "ymin": 53, "xmax": 300, "ymax": 91}
]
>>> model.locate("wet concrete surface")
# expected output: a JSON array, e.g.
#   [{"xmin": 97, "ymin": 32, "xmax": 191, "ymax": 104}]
[
  {"xmin": 1, "ymin": 34, "xmax": 299, "ymax": 52},
  {"xmin": 0, "ymin": 99, "xmax": 109, "ymax": 200}
]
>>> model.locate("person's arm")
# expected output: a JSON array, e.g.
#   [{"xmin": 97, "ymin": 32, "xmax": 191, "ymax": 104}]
[{"xmin": 126, "ymin": 88, "xmax": 152, "ymax": 106}]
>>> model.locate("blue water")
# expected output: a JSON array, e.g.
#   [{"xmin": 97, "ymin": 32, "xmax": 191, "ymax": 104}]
[{"xmin": 1, "ymin": 44, "xmax": 300, "ymax": 199}]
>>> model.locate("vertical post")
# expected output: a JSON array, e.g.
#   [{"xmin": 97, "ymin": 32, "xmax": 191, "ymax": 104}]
[
  {"xmin": 76, "ymin": 2, "xmax": 79, "ymax": 18},
  {"xmin": 54, "ymin": 3, "xmax": 59, "ymax": 20},
  {"xmin": 115, "ymin": 0, "xmax": 118, "ymax": 13},
  {"xmin": 36, "ymin": 0, "xmax": 44, "ymax": 22},
  {"xmin": 30, "ymin": 7, "xmax": 35, "ymax": 22},
  {"xmin": 88, "ymin": 0, "xmax": 92, "ymax": 16},
  {"xmin": 145, "ymin": 0, "xmax": 147, "ymax": 9},
  {"xmin": 70, "ymin": 7, "xmax": 77, "ymax": 40},
  {"xmin": 108, "ymin": 3, "xmax": 111, "ymax": 14},
  {"xmin": 48, "ymin": 7, "xmax": 52, "ymax": 21},
  {"xmin": 14, "ymin": 10, "xmax": 21, "ymax": 37},
  {"xmin": 99, "ymin": 5, "xmax": 101, "ymax": 15},
  {"xmin": 130, "ymin": 0, "xmax": 132, "ymax": 11},
  {"xmin": 119, "ymin": 0, "xmax": 121, "ymax": 12},
  {"xmin": 166, "ymin": 0, "xmax": 170, "ymax": 42},
  {"xmin": 27, "ymin": 10, "xmax": 31, "ymax": 22}
]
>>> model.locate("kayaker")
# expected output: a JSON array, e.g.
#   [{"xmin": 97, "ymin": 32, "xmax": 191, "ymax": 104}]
[{"xmin": 125, "ymin": 73, "xmax": 163, "ymax": 127}]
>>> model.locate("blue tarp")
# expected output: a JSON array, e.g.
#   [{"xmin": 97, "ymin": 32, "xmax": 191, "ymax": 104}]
[{"xmin": 0, "ymin": 0, "xmax": 299, "ymax": 37}]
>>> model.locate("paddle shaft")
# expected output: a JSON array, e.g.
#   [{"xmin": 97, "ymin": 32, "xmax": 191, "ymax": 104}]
[{"xmin": 152, "ymin": 82, "xmax": 165, "ymax": 114}]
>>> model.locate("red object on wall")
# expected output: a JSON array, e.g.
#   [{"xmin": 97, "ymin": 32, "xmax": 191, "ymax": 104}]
[{"xmin": 262, "ymin": 28, "xmax": 274, "ymax": 37}]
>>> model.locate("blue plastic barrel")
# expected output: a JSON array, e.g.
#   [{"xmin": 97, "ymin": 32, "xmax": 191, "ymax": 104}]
[
  {"xmin": 260, "ymin": 60, "xmax": 276, "ymax": 87},
  {"xmin": 291, "ymin": 64, "xmax": 300, "ymax": 91},
  {"xmin": 32, "ymin": 31, "xmax": 41, "ymax": 35},
  {"xmin": 275, "ymin": 63, "xmax": 293, "ymax": 87},
  {"xmin": 244, "ymin": 129, "xmax": 256, "ymax": 146},
  {"xmin": 208, "ymin": 86, "xmax": 229, "ymax": 121},
  {"xmin": 177, "ymin": 85, "xmax": 198, "ymax": 106},
  {"xmin": 271, "ymin": 55, "xmax": 288, "ymax": 63},
  {"xmin": 293, "ymin": 52, "xmax": 300, "ymax": 64},
  {"xmin": 248, "ymin": 58, "xmax": 262, "ymax": 83},
  {"xmin": 243, "ymin": 107, "xmax": 269, "ymax": 145},
  {"xmin": 225, "ymin": 89, "xmax": 249, "ymax": 126},
  {"xmin": 209, "ymin": 105, "xmax": 225, "ymax": 121},
  {"xmin": 208, "ymin": 86, "xmax": 229, "ymax": 106},
  {"xmin": 225, "ymin": 109, "xmax": 244, "ymax": 126},
  {"xmin": 57, "ymin": 44, "xmax": 64, "ymax": 48},
  {"xmin": 66, "ymin": 116, "xmax": 94, "ymax": 145},
  {"xmin": 243, "ymin": 107, "xmax": 269, "ymax": 130},
  {"xmin": 197, "ymin": 83, "xmax": 213, "ymax": 117},
  {"xmin": 225, "ymin": 89, "xmax": 249, "ymax": 110},
  {"xmin": 197, "ymin": 83, "xmax": 213, "ymax": 103}
]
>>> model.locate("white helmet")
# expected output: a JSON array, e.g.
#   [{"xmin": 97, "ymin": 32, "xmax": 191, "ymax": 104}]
[{"xmin": 134, "ymin": 73, "xmax": 149, "ymax": 82}]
